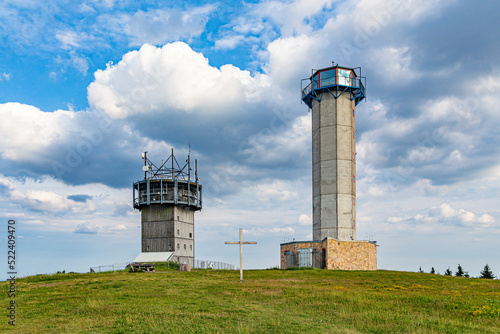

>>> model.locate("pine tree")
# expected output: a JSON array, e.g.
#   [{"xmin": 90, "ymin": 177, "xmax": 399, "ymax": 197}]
[
  {"xmin": 444, "ymin": 267, "xmax": 452, "ymax": 276},
  {"xmin": 455, "ymin": 264, "xmax": 465, "ymax": 277},
  {"xmin": 479, "ymin": 264, "xmax": 495, "ymax": 279},
  {"xmin": 430, "ymin": 267, "xmax": 435, "ymax": 274}
]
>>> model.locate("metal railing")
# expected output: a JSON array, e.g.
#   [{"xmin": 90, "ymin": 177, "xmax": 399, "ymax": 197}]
[
  {"xmin": 89, "ymin": 263, "xmax": 128, "ymax": 273},
  {"xmin": 193, "ymin": 260, "xmax": 236, "ymax": 270}
]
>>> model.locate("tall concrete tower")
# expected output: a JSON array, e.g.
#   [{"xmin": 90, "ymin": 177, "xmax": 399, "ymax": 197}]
[
  {"xmin": 301, "ymin": 64, "xmax": 366, "ymax": 241},
  {"xmin": 133, "ymin": 149, "xmax": 202, "ymax": 266}
]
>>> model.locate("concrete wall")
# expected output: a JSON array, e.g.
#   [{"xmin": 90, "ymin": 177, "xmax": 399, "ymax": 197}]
[
  {"xmin": 312, "ymin": 90, "xmax": 356, "ymax": 241},
  {"xmin": 280, "ymin": 238, "xmax": 376, "ymax": 271},
  {"xmin": 141, "ymin": 204, "xmax": 195, "ymax": 266}
]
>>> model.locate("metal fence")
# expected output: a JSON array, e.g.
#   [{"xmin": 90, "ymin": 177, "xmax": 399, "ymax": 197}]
[
  {"xmin": 193, "ymin": 260, "xmax": 236, "ymax": 270},
  {"xmin": 89, "ymin": 263, "xmax": 128, "ymax": 273},
  {"xmin": 90, "ymin": 260, "xmax": 236, "ymax": 272}
]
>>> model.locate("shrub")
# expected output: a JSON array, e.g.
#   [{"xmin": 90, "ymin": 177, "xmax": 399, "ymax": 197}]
[
  {"xmin": 479, "ymin": 264, "xmax": 495, "ymax": 279},
  {"xmin": 455, "ymin": 264, "xmax": 465, "ymax": 277}
]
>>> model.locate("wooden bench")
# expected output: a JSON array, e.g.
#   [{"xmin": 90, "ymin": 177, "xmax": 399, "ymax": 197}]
[{"xmin": 129, "ymin": 262, "xmax": 155, "ymax": 272}]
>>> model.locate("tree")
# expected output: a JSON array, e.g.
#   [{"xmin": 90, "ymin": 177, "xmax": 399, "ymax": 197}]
[
  {"xmin": 480, "ymin": 264, "xmax": 495, "ymax": 279},
  {"xmin": 444, "ymin": 267, "xmax": 452, "ymax": 276},
  {"xmin": 430, "ymin": 267, "xmax": 435, "ymax": 274},
  {"xmin": 455, "ymin": 264, "xmax": 465, "ymax": 277}
]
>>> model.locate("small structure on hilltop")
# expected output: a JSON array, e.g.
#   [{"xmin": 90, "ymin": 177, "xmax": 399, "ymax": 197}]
[
  {"xmin": 281, "ymin": 63, "xmax": 377, "ymax": 270},
  {"xmin": 133, "ymin": 149, "xmax": 202, "ymax": 267}
]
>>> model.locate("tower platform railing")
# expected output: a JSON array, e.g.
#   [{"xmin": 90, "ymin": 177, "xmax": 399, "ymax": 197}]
[{"xmin": 301, "ymin": 67, "xmax": 366, "ymax": 108}]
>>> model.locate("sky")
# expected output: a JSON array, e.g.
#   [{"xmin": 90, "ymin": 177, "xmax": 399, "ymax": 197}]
[{"xmin": 1, "ymin": 0, "xmax": 499, "ymax": 280}]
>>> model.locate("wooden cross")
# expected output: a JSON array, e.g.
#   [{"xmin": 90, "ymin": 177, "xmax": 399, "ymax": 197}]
[{"xmin": 225, "ymin": 228, "xmax": 257, "ymax": 282}]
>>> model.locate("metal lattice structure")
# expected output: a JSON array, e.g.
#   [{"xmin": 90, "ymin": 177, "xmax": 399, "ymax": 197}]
[{"xmin": 133, "ymin": 149, "xmax": 202, "ymax": 210}]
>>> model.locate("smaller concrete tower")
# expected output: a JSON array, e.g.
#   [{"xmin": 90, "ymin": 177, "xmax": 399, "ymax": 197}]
[{"xmin": 133, "ymin": 149, "xmax": 202, "ymax": 266}]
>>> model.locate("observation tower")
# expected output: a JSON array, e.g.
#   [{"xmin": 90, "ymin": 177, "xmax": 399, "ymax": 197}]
[
  {"xmin": 133, "ymin": 149, "xmax": 202, "ymax": 266},
  {"xmin": 280, "ymin": 63, "xmax": 376, "ymax": 271},
  {"xmin": 301, "ymin": 64, "xmax": 366, "ymax": 241}
]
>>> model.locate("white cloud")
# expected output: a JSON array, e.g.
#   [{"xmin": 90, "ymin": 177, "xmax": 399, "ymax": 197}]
[
  {"xmin": 70, "ymin": 51, "xmax": 90, "ymax": 75},
  {"xmin": 386, "ymin": 203, "xmax": 496, "ymax": 232},
  {"xmin": 10, "ymin": 189, "xmax": 94, "ymax": 214},
  {"xmin": 253, "ymin": 180, "xmax": 299, "ymax": 202},
  {"xmin": 101, "ymin": 6, "xmax": 214, "ymax": 46},
  {"xmin": 213, "ymin": 35, "xmax": 245, "ymax": 50},
  {"xmin": 87, "ymin": 42, "xmax": 271, "ymax": 119},
  {"xmin": 298, "ymin": 214, "xmax": 312, "ymax": 226},
  {"xmin": 56, "ymin": 30, "xmax": 90, "ymax": 50},
  {"xmin": 0, "ymin": 103, "xmax": 75, "ymax": 163},
  {"xmin": 244, "ymin": 227, "xmax": 295, "ymax": 236},
  {"xmin": 74, "ymin": 222, "xmax": 102, "ymax": 234},
  {"xmin": 0, "ymin": 72, "xmax": 11, "ymax": 81}
]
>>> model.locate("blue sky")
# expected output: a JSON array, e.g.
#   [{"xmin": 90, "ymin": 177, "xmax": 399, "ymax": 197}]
[{"xmin": 1, "ymin": 0, "xmax": 500, "ymax": 280}]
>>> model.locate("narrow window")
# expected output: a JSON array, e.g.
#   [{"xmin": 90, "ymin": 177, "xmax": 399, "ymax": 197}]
[
  {"xmin": 190, "ymin": 245, "xmax": 192, "ymax": 250},
  {"xmin": 189, "ymin": 233, "xmax": 192, "ymax": 238},
  {"xmin": 177, "ymin": 229, "xmax": 180, "ymax": 236},
  {"xmin": 184, "ymin": 244, "xmax": 186, "ymax": 250},
  {"xmin": 177, "ymin": 243, "xmax": 180, "ymax": 249}
]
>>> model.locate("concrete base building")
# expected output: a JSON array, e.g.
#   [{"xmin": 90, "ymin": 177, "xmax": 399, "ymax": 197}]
[
  {"xmin": 281, "ymin": 63, "xmax": 377, "ymax": 270},
  {"xmin": 281, "ymin": 238, "xmax": 376, "ymax": 270}
]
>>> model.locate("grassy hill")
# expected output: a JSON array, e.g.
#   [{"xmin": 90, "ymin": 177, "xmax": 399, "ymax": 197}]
[{"xmin": 1, "ymin": 269, "xmax": 499, "ymax": 333}]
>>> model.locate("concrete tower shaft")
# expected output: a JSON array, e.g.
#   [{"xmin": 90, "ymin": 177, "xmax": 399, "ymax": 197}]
[
  {"xmin": 302, "ymin": 65, "xmax": 366, "ymax": 242},
  {"xmin": 312, "ymin": 93, "xmax": 356, "ymax": 241}
]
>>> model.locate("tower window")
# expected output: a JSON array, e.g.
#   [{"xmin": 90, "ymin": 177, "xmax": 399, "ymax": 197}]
[
  {"xmin": 177, "ymin": 229, "xmax": 180, "ymax": 236},
  {"xmin": 189, "ymin": 233, "xmax": 192, "ymax": 238},
  {"xmin": 177, "ymin": 244, "xmax": 179, "ymax": 249},
  {"xmin": 190, "ymin": 245, "xmax": 192, "ymax": 250},
  {"xmin": 177, "ymin": 216, "xmax": 180, "ymax": 221},
  {"xmin": 184, "ymin": 244, "xmax": 186, "ymax": 250}
]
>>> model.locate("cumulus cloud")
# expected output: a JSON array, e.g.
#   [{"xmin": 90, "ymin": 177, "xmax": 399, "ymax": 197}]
[
  {"xmin": 88, "ymin": 42, "xmax": 271, "ymax": 119},
  {"xmin": 0, "ymin": 103, "xmax": 72, "ymax": 163}
]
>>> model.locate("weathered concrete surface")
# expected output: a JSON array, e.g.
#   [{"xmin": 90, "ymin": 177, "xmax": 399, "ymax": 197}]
[
  {"xmin": 141, "ymin": 205, "xmax": 194, "ymax": 266},
  {"xmin": 312, "ymin": 91, "xmax": 356, "ymax": 241}
]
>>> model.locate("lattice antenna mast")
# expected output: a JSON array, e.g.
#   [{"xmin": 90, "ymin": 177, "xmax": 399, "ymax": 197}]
[{"xmin": 142, "ymin": 149, "xmax": 191, "ymax": 181}]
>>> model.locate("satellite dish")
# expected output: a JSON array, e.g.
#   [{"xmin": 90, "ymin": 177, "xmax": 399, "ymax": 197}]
[{"xmin": 142, "ymin": 166, "xmax": 149, "ymax": 172}]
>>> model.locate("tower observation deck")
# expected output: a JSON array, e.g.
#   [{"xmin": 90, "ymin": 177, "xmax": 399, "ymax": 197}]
[
  {"xmin": 301, "ymin": 64, "xmax": 366, "ymax": 241},
  {"xmin": 133, "ymin": 149, "xmax": 202, "ymax": 266}
]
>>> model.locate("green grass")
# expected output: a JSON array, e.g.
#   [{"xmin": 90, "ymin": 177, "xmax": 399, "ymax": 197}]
[{"xmin": 1, "ymin": 270, "xmax": 499, "ymax": 333}]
